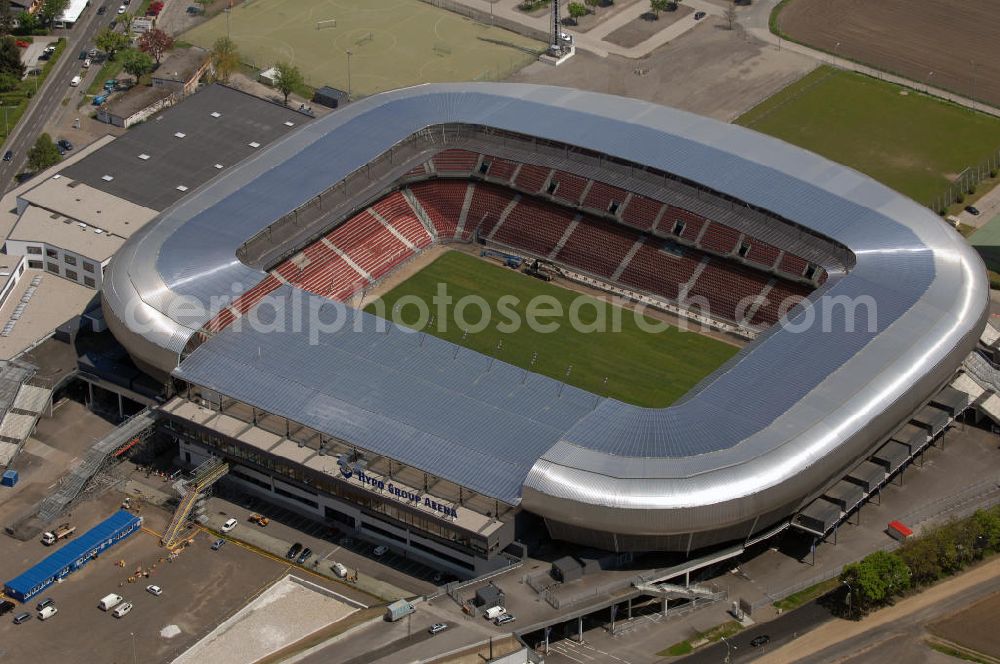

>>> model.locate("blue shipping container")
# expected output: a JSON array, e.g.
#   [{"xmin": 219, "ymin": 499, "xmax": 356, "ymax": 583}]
[
  {"xmin": 1, "ymin": 470, "xmax": 17, "ymax": 487},
  {"xmin": 4, "ymin": 510, "xmax": 142, "ymax": 602}
]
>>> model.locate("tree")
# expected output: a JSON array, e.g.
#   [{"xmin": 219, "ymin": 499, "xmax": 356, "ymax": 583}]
[
  {"xmin": 15, "ymin": 10, "xmax": 37, "ymax": 34},
  {"xmin": 274, "ymin": 61, "xmax": 303, "ymax": 105},
  {"xmin": 0, "ymin": 0, "xmax": 14, "ymax": 37},
  {"xmin": 118, "ymin": 11, "xmax": 135, "ymax": 35},
  {"xmin": 0, "ymin": 71, "xmax": 18, "ymax": 92},
  {"xmin": 649, "ymin": 0, "xmax": 669, "ymax": 18},
  {"xmin": 27, "ymin": 133, "xmax": 61, "ymax": 172},
  {"xmin": 122, "ymin": 48, "xmax": 154, "ymax": 83},
  {"xmin": 840, "ymin": 551, "xmax": 910, "ymax": 614},
  {"xmin": 96, "ymin": 28, "xmax": 130, "ymax": 60},
  {"xmin": 210, "ymin": 36, "xmax": 239, "ymax": 83},
  {"xmin": 584, "ymin": 0, "xmax": 599, "ymax": 13},
  {"xmin": 0, "ymin": 35, "xmax": 24, "ymax": 79},
  {"xmin": 137, "ymin": 27, "xmax": 173, "ymax": 64},
  {"xmin": 39, "ymin": 0, "xmax": 69, "ymax": 26},
  {"xmin": 725, "ymin": 4, "xmax": 737, "ymax": 29},
  {"xmin": 567, "ymin": 2, "xmax": 587, "ymax": 22}
]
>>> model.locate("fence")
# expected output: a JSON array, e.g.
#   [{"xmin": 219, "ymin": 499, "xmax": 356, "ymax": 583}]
[
  {"xmin": 416, "ymin": 0, "xmax": 550, "ymax": 44},
  {"xmin": 930, "ymin": 150, "xmax": 1000, "ymax": 213}
]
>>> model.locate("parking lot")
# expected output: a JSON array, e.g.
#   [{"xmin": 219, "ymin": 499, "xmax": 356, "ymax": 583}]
[{"xmin": 205, "ymin": 485, "xmax": 440, "ymax": 598}]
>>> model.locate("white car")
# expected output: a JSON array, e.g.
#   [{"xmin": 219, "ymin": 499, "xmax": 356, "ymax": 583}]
[
  {"xmin": 112, "ymin": 602, "xmax": 132, "ymax": 618},
  {"xmin": 146, "ymin": 585, "xmax": 162, "ymax": 596},
  {"xmin": 221, "ymin": 518, "xmax": 237, "ymax": 533},
  {"xmin": 117, "ymin": 4, "xmax": 126, "ymax": 13},
  {"xmin": 69, "ymin": 75, "xmax": 81, "ymax": 87},
  {"xmin": 372, "ymin": 544, "xmax": 388, "ymax": 557},
  {"xmin": 83, "ymin": 58, "xmax": 91, "ymax": 68}
]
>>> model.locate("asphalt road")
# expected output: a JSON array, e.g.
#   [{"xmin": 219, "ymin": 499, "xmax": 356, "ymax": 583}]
[
  {"xmin": 682, "ymin": 595, "xmax": 837, "ymax": 663},
  {"xmin": 0, "ymin": 5, "xmax": 112, "ymax": 192}
]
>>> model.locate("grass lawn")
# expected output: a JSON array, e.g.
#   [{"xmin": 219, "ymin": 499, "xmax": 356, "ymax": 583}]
[
  {"xmin": 658, "ymin": 621, "xmax": 744, "ymax": 657},
  {"xmin": 736, "ymin": 66, "xmax": 1000, "ymax": 207},
  {"xmin": 364, "ymin": 251, "xmax": 738, "ymax": 407},
  {"xmin": 182, "ymin": 0, "xmax": 544, "ymax": 98},
  {"xmin": 772, "ymin": 578, "xmax": 840, "ymax": 611}
]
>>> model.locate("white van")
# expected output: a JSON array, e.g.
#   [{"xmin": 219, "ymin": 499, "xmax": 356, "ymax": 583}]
[
  {"xmin": 484, "ymin": 606, "xmax": 507, "ymax": 621},
  {"xmin": 98, "ymin": 593, "xmax": 123, "ymax": 611},
  {"xmin": 112, "ymin": 602, "xmax": 133, "ymax": 618},
  {"xmin": 70, "ymin": 75, "xmax": 81, "ymax": 87},
  {"xmin": 37, "ymin": 606, "xmax": 58, "ymax": 620},
  {"xmin": 331, "ymin": 562, "xmax": 348, "ymax": 578}
]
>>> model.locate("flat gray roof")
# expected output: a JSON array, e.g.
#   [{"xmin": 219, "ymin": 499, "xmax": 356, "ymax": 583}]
[{"xmin": 61, "ymin": 84, "xmax": 310, "ymax": 211}]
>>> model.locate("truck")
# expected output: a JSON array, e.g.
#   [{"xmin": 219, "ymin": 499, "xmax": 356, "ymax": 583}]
[
  {"xmin": 484, "ymin": 605, "xmax": 507, "ymax": 621},
  {"xmin": 98, "ymin": 593, "xmax": 123, "ymax": 611},
  {"xmin": 41, "ymin": 524, "xmax": 76, "ymax": 546},
  {"xmin": 248, "ymin": 513, "xmax": 269, "ymax": 527},
  {"xmin": 384, "ymin": 599, "xmax": 415, "ymax": 622},
  {"xmin": 523, "ymin": 260, "xmax": 553, "ymax": 282}
]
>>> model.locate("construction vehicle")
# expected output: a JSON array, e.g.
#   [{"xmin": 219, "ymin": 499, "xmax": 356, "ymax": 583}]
[
  {"xmin": 248, "ymin": 513, "xmax": 269, "ymax": 527},
  {"xmin": 524, "ymin": 260, "xmax": 553, "ymax": 282},
  {"xmin": 480, "ymin": 249, "xmax": 521, "ymax": 269},
  {"xmin": 41, "ymin": 524, "xmax": 76, "ymax": 546}
]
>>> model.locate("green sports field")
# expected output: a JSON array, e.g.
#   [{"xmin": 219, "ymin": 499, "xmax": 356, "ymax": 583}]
[
  {"xmin": 184, "ymin": 0, "xmax": 544, "ymax": 98},
  {"xmin": 736, "ymin": 66, "xmax": 1000, "ymax": 206},
  {"xmin": 364, "ymin": 251, "xmax": 739, "ymax": 407}
]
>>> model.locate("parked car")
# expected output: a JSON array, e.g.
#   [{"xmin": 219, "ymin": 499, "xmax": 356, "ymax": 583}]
[
  {"xmin": 221, "ymin": 518, "xmax": 238, "ymax": 533},
  {"xmin": 109, "ymin": 19, "xmax": 117, "ymax": 29},
  {"xmin": 0, "ymin": 600, "xmax": 16, "ymax": 616},
  {"xmin": 89, "ymin": 48, "xmax": 98, "ymax": 58},
  {"xmin": 694, "ymin": 11, "xmax": 706, "ymax": 19},
  {"xmin": 97, "ymin": 4, "xmax": 107, "ymax": 13},
  {"xmin": 296, "ymin": 547, "xmax": 313, "ymax": 564},
  {"xmin": 112, "ymin": 602, "xmax": 133, "ymax": 618},
  {"xmin": 372, "ymin": 544, "xmax": 388, "ymax": 557},
  {"xmin": 83, "ymin": 58, "xmax": 91, "ymax": 68},
  {"xmin": 211, "ymin": 538, "xmax": 225, "ymax": 550},
  {"xmin": 146, "ymin": 585, "xmax": 162, "ymax": 596},
  {"xmin": 117, "ymin": 4, "xmax": 126, "ymax": 13},
  {"xmin": 428, "ymin": 623, "xmax": 448, "ymax": 635},
  {"xmin": 93, "ymin": 94, "xmax": 107, "ymax": 106},
  {"xmin": 286, "ymin": 542, "xmax": 303, "ymax": 559},
  {"xmin": 750, "ymin": 635, "xmax": 770, "ymax": 647},
  {"xmin": 495, "ymin": 613, "xmax": 516, "ymax": 626},
  {"xmin": 79, "ymin": 50, "xmax": 87, "ymax": 60},
  {"xmin": 13, "ymin": 612, "xmax": 31, "ymax": 624},
  {"xmin": 186, "ymin": 5, "xmax": 201, "ymax": 14},
  {"xmin": 965, "ymin": 205, "xmax": 981, "ymax": 216},
  {"xmin": 37, "ymin": 606, "xmax": 58, "ymax": 620},
  {"xmin": 70, "ymin": 75, "xmax": 81, "ymax": 87},
  {"xmin": 3, "ymin": 150, "xmax": 12, "ymax": 162},
  {"xmin": 57, "ymin": 139, "xmax": 73, "ymax": 151},
  {"xmin": 331, "ymin": 562, "xmax": 348, "ymax": 578},
  {"xmin": 38, "ymin": 51, "xmax": 51, "ymax": 61},
  {"xmin": 35, "ymin": 597, "xmax": 55, "ymax": 612}
]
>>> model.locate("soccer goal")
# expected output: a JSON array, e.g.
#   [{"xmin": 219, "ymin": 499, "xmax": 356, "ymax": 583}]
[{"xmin": 316, "ymin": 18, "xmax": 336, "ymax": 30}]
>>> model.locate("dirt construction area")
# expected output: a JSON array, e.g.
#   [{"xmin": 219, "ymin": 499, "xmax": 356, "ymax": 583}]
[
  {"xmin": 928, "ymin": 590, "xmax": 1000, "ymax": 660},
  {"xmin": 510, "ymin": 15, "xmax": 816, "ymax": 122},
  {"xmin": 777, "ymin": 0, "xmax": 1000, "ymax": 109}
]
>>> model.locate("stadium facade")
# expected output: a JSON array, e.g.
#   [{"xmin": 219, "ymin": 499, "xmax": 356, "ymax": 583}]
[{"xmin": 102, "ymin": 84, "xmax": 987, "ymax": 575}]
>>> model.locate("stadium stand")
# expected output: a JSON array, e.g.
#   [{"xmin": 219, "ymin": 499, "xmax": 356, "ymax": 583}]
[
  {"xmin": 432, "ymin": 148, "xmax": 480, "ymax": 173},
  {"xmin": 327, "ymin": 211, "xmax": 413, "ymax": 280},
  {"xmin": 620, "ymin": 194, "xmax": 663, "ymax": 231},
  {"xmin": 467, "ymin": 183, "xmax": 518, "ymax": 239},
  {"xmin": 744, "ymin": 239, "xmax": 782, "ymax": 269},
  {"xmin": 555, "ymin": 215, "xmax": 636, "ymax": 278},
  {"xmin": 665, "ymin": 207, "xmax": 707, "ymax": 243},
  {"xmin": 409, "ymin": 180, "xmax": 467, "ymax": 239},
  {"xmin": 582, "ymin": 181, "xmax": 628, "ymax": 214},
  {"xmin": 371, "ymin": 192, "xmax": 433, "ymax": 248},
  {"xmin": 549, "ymin": 171, "xmax": 589, "ymax": 205},
  {"xmin": 492, "ymin": 196, "xmax": 576, "ymax": 257},
  {"xmin": 276, "ymin": 241, "xmax": 367, "ymax": 301},
  {"xmin": 483, "ymin": 157, "xmax": 519, "ymax": 183},
  {"xmin": 698, "ymin": 221, "xmax": 741, "ymax": 255},
  {"xmin": 513, "ymin": 164, "xmax": 552, "ymax": 194},
  {"xmin": 618, "ymin": 239, "xmax": 701, "ymax": 302},
  {"xmin": 779, "ymin": 252, "xmax": 809, "ymax": 278}
]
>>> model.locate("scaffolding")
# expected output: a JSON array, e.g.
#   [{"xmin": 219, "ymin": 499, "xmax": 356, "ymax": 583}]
[{"xmin": 160, "ymin": 456, "xmax": 229, "ymax": 548}]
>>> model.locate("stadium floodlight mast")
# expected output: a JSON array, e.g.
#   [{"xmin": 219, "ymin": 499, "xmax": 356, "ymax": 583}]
[{"xmin": 550, "ymin": 0, "xmax": 561, "ymax": 55}]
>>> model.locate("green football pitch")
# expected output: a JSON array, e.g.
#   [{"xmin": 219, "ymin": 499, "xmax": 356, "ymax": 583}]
[
  {"xmin": 736, "ymin": 66, "xmax": 1000, "ymax": 206},
  {"xmin": 364, "ymin": 251, "xmax": 739, "ymax": 407},
  {"xmin": 184, "ymin": 0, "xmax": 544, "ymax": 98}
]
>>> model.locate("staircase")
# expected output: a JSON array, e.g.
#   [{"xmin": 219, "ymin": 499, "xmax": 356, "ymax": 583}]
[{"xmin": 160, "ymin": 457, "xmax": 229, "ymax": 548}]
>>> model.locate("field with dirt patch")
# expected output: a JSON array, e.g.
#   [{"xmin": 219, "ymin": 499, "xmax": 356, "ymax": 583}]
[
  {"xmin": 928, "ymin": 589, "xmax": 1000, "ymax": 659},
  {"xmin": 776, "ymin": 0, "xmax": 1000, "ymax": 109}
]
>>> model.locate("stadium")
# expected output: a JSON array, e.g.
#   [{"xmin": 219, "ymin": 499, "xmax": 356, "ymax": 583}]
[{"xmin": 101, "ymin": 83, "xmax": 988, "ymax": 575}]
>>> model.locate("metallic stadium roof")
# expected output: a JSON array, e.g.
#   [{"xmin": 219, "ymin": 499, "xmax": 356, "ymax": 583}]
[{"xmin": 102, "ymin": 83, "xmax": 988, "ymax": 540}]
